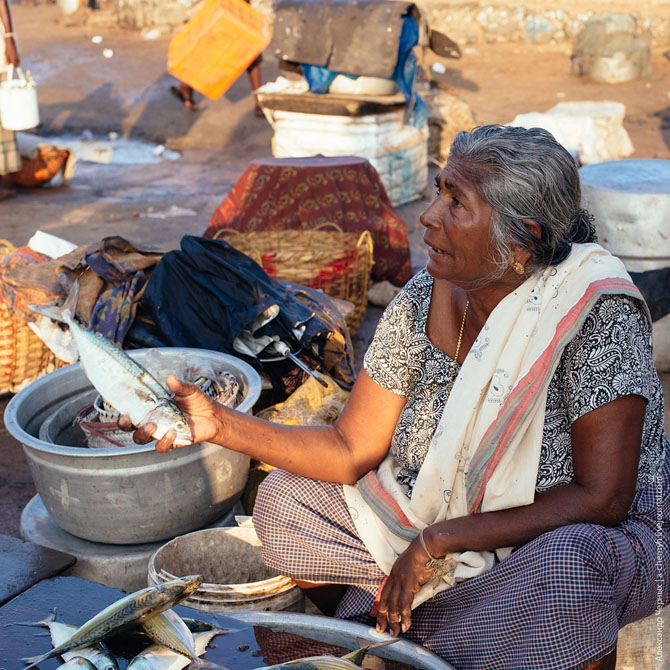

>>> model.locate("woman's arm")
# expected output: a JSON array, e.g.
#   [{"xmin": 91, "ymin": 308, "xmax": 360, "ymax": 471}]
[
  {"xmin": 376, "ymin": 393, "xmax": 646, "ymax": 635},
  {"xmin": 127, "ymin": 370, "xmax": 407, "ymax": 485},
  {"xmin": 0, "ymin": 0, "xmax": 19, "ymax": 67}
]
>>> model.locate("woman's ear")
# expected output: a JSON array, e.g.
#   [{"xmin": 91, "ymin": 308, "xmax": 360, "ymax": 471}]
[
  {"xmin": 511, "ymin": 220, "xmax": 542, "ymax": 269},
  {"xmin": 522, "ymin": 219, "xmax": 542, "ymax": 241}
]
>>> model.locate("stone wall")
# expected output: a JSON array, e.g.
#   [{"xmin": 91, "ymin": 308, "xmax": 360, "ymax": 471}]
[
  {"xmin": 418, "ymin": 1, "xmax": 670, "ymax": 46},
  {"xmin": 114, "ymin": 0, "xmax": 669, "ymax": 48}
]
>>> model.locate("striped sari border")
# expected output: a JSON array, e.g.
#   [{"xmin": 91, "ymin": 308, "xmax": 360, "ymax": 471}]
[
  {"xmin": 465, "ymin": 278, "xmax": 643, "ymax": 512},
  {"xmin": 357, "ymin": 471, "xmax": 419, "ymax": 542}
]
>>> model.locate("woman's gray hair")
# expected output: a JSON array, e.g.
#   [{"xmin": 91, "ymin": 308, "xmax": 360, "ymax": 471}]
[{"xmin": 447, "ymin": 124, "xmax": 596, "ymax": 274}]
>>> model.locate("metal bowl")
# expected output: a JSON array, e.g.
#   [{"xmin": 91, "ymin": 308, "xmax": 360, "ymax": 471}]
[
  {"xmin": 4, "ymin": 348, "xmax": 261, "ymax": 545},
  {"xmin": 227, "ymin": 611, "xmax": 455, "ymax": 670}
]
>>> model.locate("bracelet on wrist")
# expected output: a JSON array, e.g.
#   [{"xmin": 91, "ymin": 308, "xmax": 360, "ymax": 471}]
[
  {"xmin": 419, "ymin": 527, "xmax": 456, "ymax": 581},
  {"xmin": 419, "ymin": 527, "xmax": 438, "ymax": 561},
  {"xmin": 3, "ymin": 32, "xmax": 16, "ymax": 38}
]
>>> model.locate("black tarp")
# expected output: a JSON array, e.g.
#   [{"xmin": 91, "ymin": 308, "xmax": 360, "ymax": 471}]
[{"xmin": 138, "ymin": 235, "xmax": 333, "ymax": 357}]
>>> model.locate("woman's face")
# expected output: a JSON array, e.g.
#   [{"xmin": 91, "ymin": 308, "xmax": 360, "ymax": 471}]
[{"xmin": 420, "ymin": 164, "xmax": 501, "ymax": 287}]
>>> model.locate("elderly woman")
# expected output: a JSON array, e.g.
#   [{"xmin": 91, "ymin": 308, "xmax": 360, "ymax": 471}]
[{"xmin": 129, "ymin": 125, "xmax": 669, "ymax": 670}]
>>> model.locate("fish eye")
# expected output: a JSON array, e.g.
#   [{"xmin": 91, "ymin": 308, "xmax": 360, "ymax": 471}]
[{"xmin": 175, "ymin": 421, "xmax": 185, "ymax": 431}]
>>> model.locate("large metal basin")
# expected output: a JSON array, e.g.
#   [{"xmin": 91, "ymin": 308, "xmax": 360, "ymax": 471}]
[
  {"xmin": 227, "ymin": 611, "xmax": 455, "ymax": 670},
  {"xmin": 4, "ymin": 348, "xmax": 261, "ymax": 545}
]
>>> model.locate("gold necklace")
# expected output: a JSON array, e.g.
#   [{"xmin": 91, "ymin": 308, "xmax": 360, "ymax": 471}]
[{"xmin": 445, "ymin": 299, "xmax": 469, "ymax": 403}]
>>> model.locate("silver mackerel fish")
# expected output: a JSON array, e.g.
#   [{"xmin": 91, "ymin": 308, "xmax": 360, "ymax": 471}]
[
  {"xmin": 33, "ymin": 286, "xmax": 193, "ymax": 446},
  {"xmin": 22, "ymin": 576, "xmax": 204, "ymax": 668}
]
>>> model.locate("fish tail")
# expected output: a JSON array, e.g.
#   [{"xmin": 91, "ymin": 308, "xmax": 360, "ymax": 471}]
[
  {"xmin": 28, "ymin": 278, "xmax": 80, "ymax": 324},
  {"xmin": 21, "ymin": 652, "xmax": 51, "ymax": 668},
  {"xmin": 9, "ymin": 609, "xmax": 57, "ymax": 628}
]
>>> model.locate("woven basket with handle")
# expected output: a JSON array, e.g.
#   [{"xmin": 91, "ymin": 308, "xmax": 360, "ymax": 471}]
[
  {"xmin": 214, "ymin": 223, "xmax": 374, "ymax": 335},
  {"xmin": 0, "ymin": 240, "xmax": 66, "ymax": 395}
]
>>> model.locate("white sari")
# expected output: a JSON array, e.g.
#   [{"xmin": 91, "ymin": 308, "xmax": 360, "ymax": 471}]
[{"xmin": 343, "ymin": 243, "xmax": 646, "ymax": 609}]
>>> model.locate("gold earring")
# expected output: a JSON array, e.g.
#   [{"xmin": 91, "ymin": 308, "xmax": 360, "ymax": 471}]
[{"xmin": 512, "ymin": 261, "xmax": 525, "ymax": 275}]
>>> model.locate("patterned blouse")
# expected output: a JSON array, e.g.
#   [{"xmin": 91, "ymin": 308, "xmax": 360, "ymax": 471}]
[{"xmin": 364, "ymin": 270, "xmax": 666, "ymax": 494}]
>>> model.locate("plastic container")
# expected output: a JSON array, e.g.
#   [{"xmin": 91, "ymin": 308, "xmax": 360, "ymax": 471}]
[
  {"xmin": 167, "ymin": 0, "xmax": 271, "ymax": 100},
  {"xmin": 580, "ymin": 159, "xmax": 670, "ymax": 370},
  {"xmin": 0, "ymin": 67, "xmax": 39, "ymax": 131},
  {"xmin": 269, "ymin": 108, "xmax": 428, "ymax": 206},
  {"xmin": 148, "ymin": 527, "xmax": 304, "ymax": 612},
  {"xmin": 57, "ymin": 0, "xmax": 80, "ymax": 16},
  {"xmin": 329, "ymin": 75, "xmax": 396, "ymax": 96}
]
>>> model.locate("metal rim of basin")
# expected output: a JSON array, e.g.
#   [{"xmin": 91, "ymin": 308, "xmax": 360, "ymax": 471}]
[
  {"xmin": 148, "ymin": 527, "xmax": 297, "ymax": 599},
  {"xmin": 227, "ymin": 611, "xmax": 455, "ymax": 670},
  {"xmin": 4, "ymin": 347, "xmax": 262, "ymax": 456}
]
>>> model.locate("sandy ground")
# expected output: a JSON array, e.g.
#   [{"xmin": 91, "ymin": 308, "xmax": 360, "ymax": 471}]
[{"xmin": 1, "ymin": 3, "xmax": 670, "ymax": 538}]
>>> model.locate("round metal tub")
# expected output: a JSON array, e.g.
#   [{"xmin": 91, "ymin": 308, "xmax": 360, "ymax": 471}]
[
  {"xmin": 227, "ymin": 611, "xmax": 455, "ymax": 670},
  {"xmin": 148, "ymin": 527, "xmax": 304, "ymax": 612},
  {"xmin": 4, "ymin": 348, "xmax": 261, "ymax": 545}
]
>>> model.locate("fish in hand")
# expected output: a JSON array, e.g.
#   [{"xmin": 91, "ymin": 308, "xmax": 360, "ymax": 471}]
[{"xmin": 30, "ymin": 283, "xmax": 193, "ymax": 447}]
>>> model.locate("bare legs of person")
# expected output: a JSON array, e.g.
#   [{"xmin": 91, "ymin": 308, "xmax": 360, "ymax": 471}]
[
  {"xmin": 170, "ymin": 82, "xmax": 198, "ymax": 111},
  {"xmin": 247, "ymin": 63, "xmax": 263, "ymax": 117},
  {"xmin": 170, "ymin": 69, "xmax": 261, "ymax": 116},
  {"xmin": 293, "ymin": 580, "xmax": 347, "ymax": 617}
]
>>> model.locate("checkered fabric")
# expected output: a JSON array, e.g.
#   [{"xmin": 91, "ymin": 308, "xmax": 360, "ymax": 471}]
[
  {"xmin": 253, "ymin": 440, "xmax": 670, "ymax": 670},
  {"xmin": 0, "ymin": 122, "xmax": 19, "ymax": 175}
]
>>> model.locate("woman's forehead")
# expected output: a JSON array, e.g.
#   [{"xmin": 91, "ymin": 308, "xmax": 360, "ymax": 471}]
[{"xmin": 439, "ymin": 165, "xmax": 480, "ymax": 200}]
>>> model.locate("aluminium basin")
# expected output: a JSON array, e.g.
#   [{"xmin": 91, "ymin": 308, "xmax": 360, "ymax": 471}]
[
  {"xmin": 4, "ymin": 348, "xmax": 261, "ymax": 545},
  {"xmin": 228, "ymin": 611, "xmax": 455, "ymax": 670}
]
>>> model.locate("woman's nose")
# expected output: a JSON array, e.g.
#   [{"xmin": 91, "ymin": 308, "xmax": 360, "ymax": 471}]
[{"xmin": 419, "ymin": 201, "xmax": 440, "ymax": 229}]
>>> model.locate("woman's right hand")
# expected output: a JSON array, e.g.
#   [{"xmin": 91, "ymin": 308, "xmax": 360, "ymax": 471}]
[
  {"xmin": 4, "ymin": 37, "xmax": 19, "ymax": 67},
  {"xmin": 118, "ymin": 375, "xmax": 227, "ymax": 453}
]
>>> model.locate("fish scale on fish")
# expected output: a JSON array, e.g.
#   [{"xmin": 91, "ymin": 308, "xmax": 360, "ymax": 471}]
[
  {"xmin": 58, "ymin": 659, "xmax": 99, "ymax": 670},
  {"xmin": 127, "ymin": 630, "xmax": 221, "ymax": 670},
  {"xmin": 141, "ymin": 609, "xmax": 199, "ymax": 663},
  {"xmin": 15, "ymin": 611, "xmax": 118, "ymax": 670},
  {"xmin": 30, "ymin": 284, "xmax": 192, "ymax": 446}
]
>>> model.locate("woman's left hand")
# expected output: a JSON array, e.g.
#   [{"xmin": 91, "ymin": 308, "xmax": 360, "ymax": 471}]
[{"xmin": 375, "ymin": 537, "xmax": 435, "ymax": 636}]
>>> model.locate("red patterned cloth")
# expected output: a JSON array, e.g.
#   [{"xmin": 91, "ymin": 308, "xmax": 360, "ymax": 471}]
[{"xmin": 204, "ymin": 155, "xmax": 412, "ymax": 286}]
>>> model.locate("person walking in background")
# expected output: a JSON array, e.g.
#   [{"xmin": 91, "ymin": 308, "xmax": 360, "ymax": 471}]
[
  {"xmin": 170, "ymin": 53, "xmax": 262, "ymax": 115},
  {"xmin": 169, "ymin": 0, "xmax": 263, "ymax": 116},
  {"xmin": 0, "ymin": 0, "xmax": 20, "ymax": 200}
]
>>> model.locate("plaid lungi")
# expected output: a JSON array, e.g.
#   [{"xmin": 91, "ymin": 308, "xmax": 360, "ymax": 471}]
[
  {"xmin": 253, "ymin": 442, "xmax": 670, "ymax": 670},
  {"xmin": 0, "ymin": 123, "xmax": 19, "ymax": 175}
]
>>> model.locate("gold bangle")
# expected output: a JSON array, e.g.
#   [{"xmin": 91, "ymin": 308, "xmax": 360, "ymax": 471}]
[
  {"xmin": 419, "ymin": 527, "xmax": 437, "ymax": 561},
  {"xmin": 3, "ymin": 33, "xmax": 15, "ymax": 38}
]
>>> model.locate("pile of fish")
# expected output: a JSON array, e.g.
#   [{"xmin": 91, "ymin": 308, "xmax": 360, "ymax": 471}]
[
  {"xmin": 19, "ymin": 576, "xmax": 219, "ymax": 669},
  {"xmin": 17, "ymin": 575, "xmax": 398, "ymax": 670}
]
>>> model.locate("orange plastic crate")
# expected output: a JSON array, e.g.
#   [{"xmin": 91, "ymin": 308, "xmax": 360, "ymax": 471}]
[{"xmin": 167, "ymin": 0, "xmax": 271, "ymax": 100}]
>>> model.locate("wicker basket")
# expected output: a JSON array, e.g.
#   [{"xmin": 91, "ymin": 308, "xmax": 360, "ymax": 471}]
[
  {"xmin": 214, "ymin": 223, "xmax": 374, "ymax": 335},
  {"xmin": 0, "ymin": 240, "xmax": 66, "ymax": 395}
]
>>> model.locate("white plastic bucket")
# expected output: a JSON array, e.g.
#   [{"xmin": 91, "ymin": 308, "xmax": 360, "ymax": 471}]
[
  {"xmin": 580, "ymin": 159, "xmax": 670, "ymax": 370},
  {"xmin": 148, "ymin": 527, "xmax": 304, "ymax": 613},
  {"xmin": 57, "ymin": 0, "xmax": 80, "ymax": 16},
  {"xmin": 0, "ymin": 67, "xmax": 39, "ymax": 131}
]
